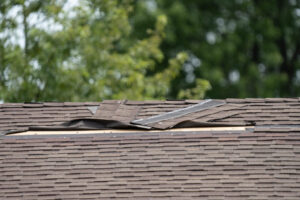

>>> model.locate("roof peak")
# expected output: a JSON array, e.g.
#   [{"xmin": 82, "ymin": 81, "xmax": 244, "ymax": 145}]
[{"xmin": 1, "ymin": 97, "xmax": 300, "ymax": 135}]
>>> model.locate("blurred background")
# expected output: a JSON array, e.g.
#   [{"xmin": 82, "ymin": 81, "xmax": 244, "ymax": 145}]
[{"xmin": 0, "ymin": 0, "xmax": 300, "ymax": 102}]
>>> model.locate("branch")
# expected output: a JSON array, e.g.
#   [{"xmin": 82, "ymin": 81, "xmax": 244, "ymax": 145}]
[
  {"xmin": 22, "ymin": 3, "xmax": 28, "ymax": 63},
  {"xmin": 291, "ymin": 43, "xmax": 300, "ymax": 65}
]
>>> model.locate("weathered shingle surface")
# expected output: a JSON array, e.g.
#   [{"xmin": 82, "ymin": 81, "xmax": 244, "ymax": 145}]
[
  {"xmin": 1, "ymin": 98, "xmax": 300, "ymax": 199},
  {"xmin": 1, "ymin": 130, "xmax": 300, "ymax": 199}
]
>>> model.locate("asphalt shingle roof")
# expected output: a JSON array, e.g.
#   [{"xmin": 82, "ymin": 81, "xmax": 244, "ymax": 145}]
[
  {"xmin": 1, "ymin": 130, "xmax": 300, "ymax": 199},
  {"xmin": 1, "ymin": 98, "xmax": 300, "ymax": 199}
]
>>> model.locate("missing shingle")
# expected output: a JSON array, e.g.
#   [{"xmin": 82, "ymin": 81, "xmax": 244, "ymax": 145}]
[{"xmin": 87, "ymin": 106, "xmax": 99, "ymax": 115}]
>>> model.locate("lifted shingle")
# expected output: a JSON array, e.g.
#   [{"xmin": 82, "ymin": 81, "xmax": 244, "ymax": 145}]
[{"xmin": 131, "ymin": 100, "xmax": 225, "ymax": 126}]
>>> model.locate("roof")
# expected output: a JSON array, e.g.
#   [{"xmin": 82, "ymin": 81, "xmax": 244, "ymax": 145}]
[
  {"xmin": 1, "ymin": 98, "xmax": 300, "ymax": 199},
  {"xmin": 1, "ymin": 98, "xmax": 300, "ymax": 134}
]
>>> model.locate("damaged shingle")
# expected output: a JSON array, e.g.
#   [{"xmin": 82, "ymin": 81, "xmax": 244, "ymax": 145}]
[
  {"xmin": 131, "ymin": 99, "xmax": 225, "ymax": 126},
  {"xmin": 1, "ymin": 98, "xmax": 300, "ymax": 133}
]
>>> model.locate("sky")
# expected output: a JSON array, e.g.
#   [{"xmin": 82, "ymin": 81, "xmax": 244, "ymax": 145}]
[{"xmin": 0, "ymin": 0, "xmax": 80, "ymax": 48}]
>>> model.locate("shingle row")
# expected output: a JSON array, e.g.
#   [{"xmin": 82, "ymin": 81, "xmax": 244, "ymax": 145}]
[{"xmin": 1, "ymin": 130, "xmax": 300, "ymax": 199}]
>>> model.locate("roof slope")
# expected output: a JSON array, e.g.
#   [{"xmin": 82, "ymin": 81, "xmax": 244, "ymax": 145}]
[
  {"xmin": 1, "ymin": 98, "xmax": 300, "ymax": 199},
  {"xmin": 1, "ymin": 129, "xmax": 300, "ymax": 199},
  {"xmin": 1, "ymin": 98, "xmax": 300, "ymax": 134}
]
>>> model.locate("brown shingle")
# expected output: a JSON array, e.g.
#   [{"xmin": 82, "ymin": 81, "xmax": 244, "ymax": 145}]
[
  {"xmin": 1, "ymin": 130, "xmax": 300, "ymax": 199},
  {"xmin": 1, "ymin": 98, "xmax": 300, "ymax": 198}
]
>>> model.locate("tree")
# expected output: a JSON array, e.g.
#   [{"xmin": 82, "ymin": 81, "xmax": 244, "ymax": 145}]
[
  {"xmin": 131, "ymin": 0, "xmax": 300, "ymax": 98},
  {"xmin": 0, "ymin": 0, "xmax": 209, "ymax": 102}
]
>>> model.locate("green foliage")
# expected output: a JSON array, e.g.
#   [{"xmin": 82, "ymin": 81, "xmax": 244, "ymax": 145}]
[
  {"xmin": 2, "ymin": 0, "xmax": 299, "ymax": 102},
  {"xmin": 131, "ymin": 0, "xmax": 300, "ymax": 98},
  {"xmin": 0, "ymin": 0, "xmax": 206, "ymax": 102}
]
